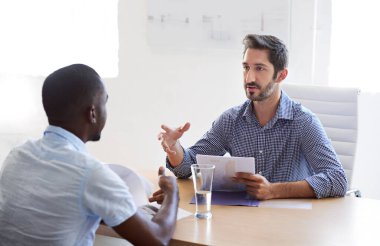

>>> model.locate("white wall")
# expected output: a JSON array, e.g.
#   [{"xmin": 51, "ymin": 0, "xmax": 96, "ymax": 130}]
[
  {"xmin": 87, "ymin": 0, "xmax": 320, "ymax": 169},
  {"xmin": 352, "ymin": 92, "xmax": 380, "ymax": 199},
  {"xmin": 1, "ymin": 0, "xmax": 379, "ymax": 200},
  {"xmin": 86, "ymin": 0, "xmax": 244, "ymax": 171}
]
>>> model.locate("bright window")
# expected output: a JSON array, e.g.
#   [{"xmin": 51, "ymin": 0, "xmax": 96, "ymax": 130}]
[
  {"xmin": 330, "ymin": 0, "xmax": 380, "ymax": 91},
  {"xmin": 0, "ymin": 0, "xmax": 119, "ymax": 77}
]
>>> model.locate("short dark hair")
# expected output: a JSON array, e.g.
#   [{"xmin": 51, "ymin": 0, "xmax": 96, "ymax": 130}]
[
  {"xmin": 42, "ymin": 64, "xmax": 103, "ymax": 123},
  {"xmin": 243, "ymin": 34, "xmax": 288, "ymax": 77}
]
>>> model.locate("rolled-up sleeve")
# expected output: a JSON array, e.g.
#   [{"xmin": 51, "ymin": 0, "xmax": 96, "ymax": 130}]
[
  {"xmin": 166, "ymin": 148, "xmax": 193, "ymax": 179},
  {"xmin": 82, "ymin": 166, "xmax": 137, "ymax": 227},
  {"xmin": 302, "ymin": 115, "xmax": 348, "ymax": 198}
]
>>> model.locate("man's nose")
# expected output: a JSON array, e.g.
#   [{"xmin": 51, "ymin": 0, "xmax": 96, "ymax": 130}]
[{"xmin": 245, "ymin": 69, "xmax": 256, "ymax": 83}]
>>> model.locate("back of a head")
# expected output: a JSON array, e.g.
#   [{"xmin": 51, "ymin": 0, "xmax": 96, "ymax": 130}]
[
  {"xmin": 243, "ymin": 34, "xmax": 288, "ymax": 75},
  {"xmin": 42, "ymin": 64, "xmax": 103, "ymax": 125}
]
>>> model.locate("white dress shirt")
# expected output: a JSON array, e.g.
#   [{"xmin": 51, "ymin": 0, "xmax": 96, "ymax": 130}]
[{"xmin": 0, "ymin": 125, "xmax": 137, "ymax": 246}]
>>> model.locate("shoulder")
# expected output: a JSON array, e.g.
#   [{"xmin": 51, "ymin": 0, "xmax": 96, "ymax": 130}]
[
  {"xmin": 210, "ymin": 101, "xmax": 250, "ymax": 132},
  {"xmin": 284, "ymin": 97, "xmax": 325, "ymax": 140},
  {"xmin": 281, "ymin": 91, "xmax": 318, "ymax": 126},
  {"xmin": 293, "ymin": 103, "xmax": 320, "ymax": 128},
  {"xmin": 26, "ymin": 136, "xmax": 104, "ymax": 173},
  {"xmin": 219, "ymin": 100, "xmax": 251, "ymax": 121},
  {"xmin": 2, "ymin": 139, "xmax": 42, "ymax": 166}
]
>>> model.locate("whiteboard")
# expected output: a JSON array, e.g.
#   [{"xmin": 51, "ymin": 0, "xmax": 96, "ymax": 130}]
[{"xmin": 146, "ymin": 0, "xmax": 291, "ymax": 50}]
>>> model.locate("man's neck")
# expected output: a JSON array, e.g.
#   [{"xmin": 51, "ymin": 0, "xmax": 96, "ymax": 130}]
[
  {"xmin": 49, "ymin": 120, "xmax": 88, "ymax": 143},
  {"xmin": 252, "ymin": 89, "xmax": 281, "ymax": 127}
]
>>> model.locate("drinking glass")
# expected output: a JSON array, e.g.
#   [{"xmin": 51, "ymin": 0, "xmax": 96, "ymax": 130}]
[{"xmin": 191, "ymin": 164, "xmax": 215, "ymax": 219}]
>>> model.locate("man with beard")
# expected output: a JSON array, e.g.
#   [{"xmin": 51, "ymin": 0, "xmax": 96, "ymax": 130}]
[
  {"xmin": 0, "ymin": 64, "xmax": 179, "ymax": 245},
  {"xmin": 158, "ymin": 34, "xmax": 347, "ymax": 200}
]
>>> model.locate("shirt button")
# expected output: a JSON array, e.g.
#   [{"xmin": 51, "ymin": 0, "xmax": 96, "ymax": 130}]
[{"xmin": 259, "ymin": 150, "xmax": 263, "ymax": 154}]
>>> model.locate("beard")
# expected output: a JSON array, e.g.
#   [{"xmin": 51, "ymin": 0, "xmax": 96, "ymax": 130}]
[{"xmin": 245, "ymin": 80, "xmax": 276, "ymax": 101}]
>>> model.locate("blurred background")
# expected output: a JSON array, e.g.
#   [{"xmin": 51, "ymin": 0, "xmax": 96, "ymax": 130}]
[{"xmin": 0, "ymin": 0, "xmax": 379, "ymax": 199}]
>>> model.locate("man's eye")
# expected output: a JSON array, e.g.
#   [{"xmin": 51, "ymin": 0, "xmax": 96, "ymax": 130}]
[
  {"xmin": 243, "ymin": 65, "xmax": 250, "ymax": 71},
  {"xmin": 256, "ymin": 66, "xmax": 264, "ymax": 71}
]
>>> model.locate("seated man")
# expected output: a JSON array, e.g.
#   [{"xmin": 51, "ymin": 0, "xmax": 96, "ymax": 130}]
[
  {"xmin": 158, "ymin": 34, "xmax": 347, "ymax": 200},
  {"xmin": 0, "ymin": 64, "xmax": 178, "ymax": 246}
]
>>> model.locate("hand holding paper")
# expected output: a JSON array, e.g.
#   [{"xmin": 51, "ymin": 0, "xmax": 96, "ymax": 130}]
[
  {"xmin": 192, "ymin": 155, "xmax": 259, "ymax": 207},
  {"xmin": 233, "ymin": 172, "xmax": 273, "ymax": 200},
  {"xmin": 196, "ymin": 155, "xmax": 255, "ymax": 191}
]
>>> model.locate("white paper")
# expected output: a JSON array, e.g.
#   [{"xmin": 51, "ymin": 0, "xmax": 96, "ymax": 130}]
[
  {"xmin": 148, "ymin": 202, "xmax": 193, "ymax": 220},
  {"xmin": 196, "ymin": 155, "xmax": 255, "ymax": 191}
]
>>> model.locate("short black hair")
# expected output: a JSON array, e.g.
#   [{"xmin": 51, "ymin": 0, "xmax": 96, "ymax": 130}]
[
  {"xmin": 42, "ymin": 64, "xmax": 103, "ymax": 123},
  {"xmin": 243, "ymin": 34, "xmax": 288, "ymax": 78}
]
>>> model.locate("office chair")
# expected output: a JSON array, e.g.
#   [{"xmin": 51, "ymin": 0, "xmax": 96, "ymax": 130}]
[
  {"xmin": 106, "ymin": 164, "xmax": 154, "ymax": 205},
  {"xmin": 281, "ymin": 83, "xmax": 361, "ymax": 197}
]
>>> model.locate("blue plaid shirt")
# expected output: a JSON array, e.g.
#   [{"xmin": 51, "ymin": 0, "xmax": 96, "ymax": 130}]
[{"xmin": 167, "ymin": 91, "xmax": 348, "ymax": 198}]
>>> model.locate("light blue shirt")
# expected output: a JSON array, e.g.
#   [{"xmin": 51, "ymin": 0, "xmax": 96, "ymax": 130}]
[
  {"xmin": 167, "ymin": 91, "xmax": 348, "ymax": 198},
  {"xmin": 0, "ymin": 126, "xmax": 137, "ymax": 246}
]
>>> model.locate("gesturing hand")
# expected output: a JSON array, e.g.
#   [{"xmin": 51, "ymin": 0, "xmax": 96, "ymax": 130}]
[
  {"xmin": 158, "ymin": 122, "xmax": 190, "ymax": 155},
  {"xmin": 148, "ymin": 166, "xmax": 178, "ymax": 204}
]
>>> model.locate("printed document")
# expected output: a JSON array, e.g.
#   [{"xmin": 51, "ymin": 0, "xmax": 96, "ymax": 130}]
[{"xmin": 196, "ymin": 154, "xmax": 255, "ymax": 191}]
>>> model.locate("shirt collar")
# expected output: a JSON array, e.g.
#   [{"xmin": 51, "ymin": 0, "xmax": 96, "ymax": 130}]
[
  {"xmin": 242, "ymin": 100, "xmax": 253, "ymax": 119},
  {"xmin": 242, "ymin": 90, "xmax": 294, "ymax": 123},
  {"xmin": 277, "ymin": 90, "xmax": 294, "ymax": 120},
  {"xmin": 43, "ymin": 125, "xmax": 87, "ymax": 153}
]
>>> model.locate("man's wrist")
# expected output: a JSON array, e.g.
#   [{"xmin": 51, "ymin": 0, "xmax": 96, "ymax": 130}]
[
  {"xmin": 270, "ymin": 183, "xmax": 282, "ymax": 199},
  {"xmin": 167, "ymin": 142, "xmax": 184, "ymax": 167},
  {"xmin": 171, "ymin": 140, "xmax": 182, "ymax": 152}
]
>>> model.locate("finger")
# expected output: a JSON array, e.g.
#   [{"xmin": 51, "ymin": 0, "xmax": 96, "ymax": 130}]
[
  {"xmin": 232, "ymin": 177, "xmax": 246, "ymax": 184},
  {"xmin": 179, "ymin": 122, "xmax": 191, "ymax": 133},
  {"xmin": 158, "ymin": 166, "xmax": 165, "ymax": 176},
  {"xmin": 149, "ymin": 190, "xmax": 164, "ymax": 202},
  {"xmin": 233, "ymin": 176, "xmax": 261, "ymax": 187},
  {"xmin": 151, "ymin": 189, "xmax": 164, "ymax": 197},
  {"xmin": 161, "ymin": 124, "xmax": 172, "ymax": 132},
  {"xmin": 235, "ymin": 172, "xmax": 263, "ymax": 182},
  {"xmin": 156, "ymin": 198, "xmax": 164, "ymax": 204},
  {"xmin": 149, "ymin": 193, "xmax": 165, "ymax": 203},
  {"xmin": 246, "ymin": 190, "xmax": 259, "ymax": 199},
  {"xmin": 231, "ymin": 176, "xmax": 244, "ymax": 183},
  {"xmin": 162, "ymin": 141, "xmax": 170, "ymax": 150},
  {"xmin": 234, "ymin": 177, "xmax": 251, "ymax": 185},
  {"xmin": 162, "ymin": 142, "xmax": 176, "ymax": 155},
  {"xmin": 245, "ymin": 182, "xmax": 261, "ymax": 189},
  {"xmin": 235, "ymin": 172, "xmax": 253, "ymax": 179},
  {"xmin": 148, "ymin": 195, "xmax": 161, "ymax": 203},
  {"xmin": 157, "ymin": 132, "xmax": 164, "ymax": 140},
  {"xmin": 250, "ymin": 174, "xmax": 265, "ymax": 182}
]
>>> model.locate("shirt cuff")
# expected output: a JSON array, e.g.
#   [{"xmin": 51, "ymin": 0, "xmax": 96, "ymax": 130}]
[
  {"xmin": 166, "ymin": 149, "xmax": 192, "ymax": 178},
  {"xmin": 305, "ymin": 172, "xmax": 347, "ymax": 199}
]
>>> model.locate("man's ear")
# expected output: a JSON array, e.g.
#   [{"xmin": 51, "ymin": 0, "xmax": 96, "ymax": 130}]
[
  {"xmin": 89, "ymin": 105, "xmax": 97, "ymax": 124},
  {"xmin": 276, "ymin": 69, "xmax": 288, "ymax": 82}
]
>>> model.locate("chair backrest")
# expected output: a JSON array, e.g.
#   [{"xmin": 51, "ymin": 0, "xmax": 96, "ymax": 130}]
[
  {"xmin": 281, "ymin": 83, "xmax": 359, "ymax": 187},
  {"xmin": 106, "ymin": 164, "xmax": 153, "ymax": 206}
]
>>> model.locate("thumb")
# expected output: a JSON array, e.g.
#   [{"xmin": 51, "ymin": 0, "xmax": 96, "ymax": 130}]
[
  {"xmin": 158, "ymin": 166, "xmax": 165, "ymax": 176},
  {"xmin": 179, "ymin": 122, "xmax": 191, "ymax": 133}
]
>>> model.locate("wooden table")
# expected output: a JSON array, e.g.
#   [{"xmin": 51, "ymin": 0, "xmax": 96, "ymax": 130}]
[{"xmin": 97, "ymin": 170, "xmax": 380, "ymax": 246}]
